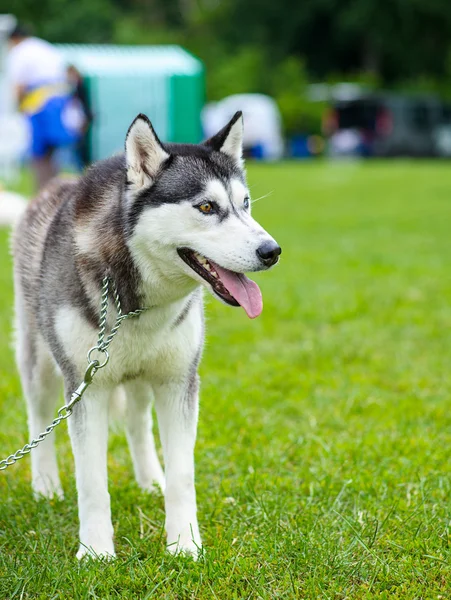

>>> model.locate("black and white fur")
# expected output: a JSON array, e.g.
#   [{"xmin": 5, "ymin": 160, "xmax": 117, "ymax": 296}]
[{"xmin": 13, "ymin": 112, "xmax": 280, "ymax": 559}]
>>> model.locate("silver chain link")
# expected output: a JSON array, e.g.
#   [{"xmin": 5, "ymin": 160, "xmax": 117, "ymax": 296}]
[{"xmin": 0, "ymin": 276, "xmax": 147, "ymax": 471}]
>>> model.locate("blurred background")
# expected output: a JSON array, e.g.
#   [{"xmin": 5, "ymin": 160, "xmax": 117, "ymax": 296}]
[
  {"xmin": 2, "ymin": 5, "xmax": 451, "ymax": 594},
  {"xmin": 2, "ymin": 0, "xmax": 451, "ymax": 183}
]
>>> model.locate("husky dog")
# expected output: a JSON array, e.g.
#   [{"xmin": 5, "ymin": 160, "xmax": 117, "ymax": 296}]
[{"xmin": 13, "ymin": 111, "xmax": 281, "ymax": 559}]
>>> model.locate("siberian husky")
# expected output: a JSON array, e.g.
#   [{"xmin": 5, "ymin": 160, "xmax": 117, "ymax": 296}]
[{"xmin": 12, "ymin": 111, "xmax": 281, "ymax": 559}]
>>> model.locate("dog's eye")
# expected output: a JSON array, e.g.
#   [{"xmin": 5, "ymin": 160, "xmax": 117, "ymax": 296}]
[
  {"xmin": 243, "ymin": 197, "xmax": 250, "ymax": 210},
  {"xmin": 198, "ymin": 202, "xmax": 214, "ymax": 214}
]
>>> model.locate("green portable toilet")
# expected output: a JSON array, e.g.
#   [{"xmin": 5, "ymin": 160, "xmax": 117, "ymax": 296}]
[{"xmin": 56, "ymin": 44, "xmax": 204, "ymax": 162}]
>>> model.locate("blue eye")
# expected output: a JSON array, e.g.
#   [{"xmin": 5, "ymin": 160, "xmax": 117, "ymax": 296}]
[{"xmin": 243, "ymin": 197, "xmax": 250, "ymax": 209}]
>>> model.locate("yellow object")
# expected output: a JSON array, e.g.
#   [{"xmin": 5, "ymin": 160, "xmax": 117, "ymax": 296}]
[{"xmin": 20, "ymin": 83, "xmax": 69, "ymax": 115}]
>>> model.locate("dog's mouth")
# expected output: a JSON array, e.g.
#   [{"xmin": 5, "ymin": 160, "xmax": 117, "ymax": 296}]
[{"xmin": 177, "ymin": 248, "xmax": 263, "ymax": 318}]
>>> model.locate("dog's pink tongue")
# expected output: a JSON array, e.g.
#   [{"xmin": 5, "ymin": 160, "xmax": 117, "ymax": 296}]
[{"xmin": 212, "ymin": 263, "xmax": 263, "ymax": 318}]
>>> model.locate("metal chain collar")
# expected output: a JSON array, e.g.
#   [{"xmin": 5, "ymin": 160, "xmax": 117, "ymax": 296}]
[{"xmin": 0, "ymin": 276, "xmax": 147, "ymax": 471}]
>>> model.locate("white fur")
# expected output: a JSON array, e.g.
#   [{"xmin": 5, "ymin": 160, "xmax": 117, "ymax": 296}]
[
  {"xmin": 75, "ymin": 223, "xmax": 98, "ymax": 255},
  {"xmin": 53, "ymin": 289, "xmax": 203, "ymax": 558},
  {"xmin": 123, "ymin": 380, "xmax": 165, "ymax": 492},
  {"xmin": 230, "ymin": 179, "xmax": 249, "ymax": 206},
  {"xmin": 70, "ymin": 386, "xmax": 115, "ymax": 559},
  {"xmin": 128, "ymin": 176, "xmax": 277, "ymax": 308},
  {"xmin": 25, "ymin": 343, "xmax": 63, "ymax": 499},
  {"xmin": 220, "ymin": 115, "xmax": 244, "ymax": 163},
  {"xmin": 153, "ymin": 379, "xmax": 201, "ymax": 556},
  {"xmin": 14, "ymin": 283, "xmax": 63, "ymax": 499},
  {"xmin": 205, "ymin": 179, "xmax": 230, "ymax": 208},
  {"xmin": 126, "ymin": 117, "xmax": 169, "ymax": 191}
]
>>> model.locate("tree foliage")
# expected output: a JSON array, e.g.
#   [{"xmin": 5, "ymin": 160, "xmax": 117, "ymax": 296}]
[
  {"xmin": 6, "ymin": 0, "xmax": 451, "ymax": 80},
  {"xmin": 4, "ymin": 0, "xmax": 451, "ymax": 133}
]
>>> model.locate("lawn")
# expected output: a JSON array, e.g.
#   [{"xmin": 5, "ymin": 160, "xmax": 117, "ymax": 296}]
[{"xmin": 1, "ymin": 160, "xmax": 451, "ymax": 598}]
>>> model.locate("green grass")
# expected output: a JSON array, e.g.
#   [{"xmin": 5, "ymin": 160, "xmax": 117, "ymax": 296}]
[{"xmin": 1, "ymin": 160, "xmax": 451, "ymax": 598}]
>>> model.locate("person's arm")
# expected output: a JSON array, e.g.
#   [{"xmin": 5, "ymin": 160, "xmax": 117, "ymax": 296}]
[
  {"xmin": 14, "ymin": 84, "xmax": 27, "ymax": 106},
  {"xmin": 7, "ymin": 47, "xmax": 29, "ymax": 110},
  {"xmin": 78, "ymin": 81, "xmax": 93, "ymax": 123}
]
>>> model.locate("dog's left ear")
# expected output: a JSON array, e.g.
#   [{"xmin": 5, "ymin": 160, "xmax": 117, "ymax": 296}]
[
  {"xmin": 125, "ymin": 114, "xmax": 170, "ymax": 190},
  {"xmin": 205, "ymin": 111, "xmax": 244, "ymax": 164}
]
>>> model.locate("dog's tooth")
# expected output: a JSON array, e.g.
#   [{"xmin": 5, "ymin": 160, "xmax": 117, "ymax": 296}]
[
  {"xmin": 205, "ymin": 263, "xmax": 211, "ymax": 271},
  {"xmin": 211, "ymin": 271, "xmax": 218, "ymax": 278}
]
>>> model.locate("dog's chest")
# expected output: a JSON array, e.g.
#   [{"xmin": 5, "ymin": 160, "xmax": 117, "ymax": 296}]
[{"xmin": 55, "ymin": 296, "xmax": 203, "ymax": 385}]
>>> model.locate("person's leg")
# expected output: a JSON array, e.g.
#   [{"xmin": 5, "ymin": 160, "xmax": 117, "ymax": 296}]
[
  {"xmin": 80, "ymin": 127, "xmax": 92, "ymax": 168},
  {"xmin": 29, "ymin": 110, "xmax": 58, "ymax": 192},
  {"xmin": 32, "ymin": 149, "xmax": 57, "ymax": 192}
]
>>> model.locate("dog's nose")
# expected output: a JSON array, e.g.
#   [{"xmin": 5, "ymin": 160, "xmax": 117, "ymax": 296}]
[{"xmin": 256, "ymin": 240, "xmax": 282, "ymax": 266}]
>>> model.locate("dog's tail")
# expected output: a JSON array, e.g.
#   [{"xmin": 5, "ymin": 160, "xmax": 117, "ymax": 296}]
[{"xmin": 0, "ymin": 190, "xmax": 27, "ymax": 227}]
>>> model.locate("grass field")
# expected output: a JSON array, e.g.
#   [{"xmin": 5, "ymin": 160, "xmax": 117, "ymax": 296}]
[{"xmin": 1, "ymin": 161, "xmax": 451, "ymax": 598}]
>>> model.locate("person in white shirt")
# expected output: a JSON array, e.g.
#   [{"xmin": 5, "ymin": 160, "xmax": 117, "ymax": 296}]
[{"xmin": 8, "ymin": 25, "xmax": 80, "ymax": 190}]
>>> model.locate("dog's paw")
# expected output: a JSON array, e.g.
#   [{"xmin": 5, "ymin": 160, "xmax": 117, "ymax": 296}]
[
  {"xmin": 139, "ymin": 475, "xmax": 165, "ymax": 494},
  {"xmin": 167, "ymin": 535, "xmax": 203, "ymax": 560},
  {"xmin": 32, "ymin": 476, "xmax": 64, "ymax": 501},
  {"xmin": 76, "ymin": 543, "xmax": 116, "ymax": 561},
  {"xmin": 135, "ymin": 460, "xmax": 165, "ymax": 494},
  {"xmin": 77, "ymin": 522, "xmax": 115, "ymax": 561}
]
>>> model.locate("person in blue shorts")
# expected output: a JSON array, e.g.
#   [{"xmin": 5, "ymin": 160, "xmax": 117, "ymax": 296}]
[{"xmin": 7, "ymin": 25, "xmax": 81, "ymax": 191}]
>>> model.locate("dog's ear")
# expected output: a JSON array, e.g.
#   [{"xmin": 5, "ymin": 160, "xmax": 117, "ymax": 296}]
[
  {"xmin": 205, "ymin": 111, "xmax": 244, "ymax": 164},
  {"xmin": 125, "ymin": 114, "xmax": 169, "ymax": 190}
]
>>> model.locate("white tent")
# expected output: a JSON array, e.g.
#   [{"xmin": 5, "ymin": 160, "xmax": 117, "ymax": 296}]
[
  {"xmin": 202, "ymin": 94, "xmax": 284, "ymax": 160},
  {"xmin": 0, "ymin": 14, "xmax": 28, "ymax": 182}
]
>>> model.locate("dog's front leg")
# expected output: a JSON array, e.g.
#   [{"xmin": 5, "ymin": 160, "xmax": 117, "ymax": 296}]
[
  {"xmin": 66, "ymin": 383, "xmax": 115, "ymax": 560},
  {"xmin": 154, "ymin": 377, "xmax": 201, "ymax": 557}
]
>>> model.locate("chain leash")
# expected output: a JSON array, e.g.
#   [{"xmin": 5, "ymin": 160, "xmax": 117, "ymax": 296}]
[{"xmin": 0, "ymin": 276, "xmax": 147, "ymax": 471}]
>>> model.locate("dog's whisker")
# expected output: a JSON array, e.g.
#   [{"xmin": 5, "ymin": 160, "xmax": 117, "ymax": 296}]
[{"xmin": 251, "ymin": 191, "xmax": 273, "ymax": 204}]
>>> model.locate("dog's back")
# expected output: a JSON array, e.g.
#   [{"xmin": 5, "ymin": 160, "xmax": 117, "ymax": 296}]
[{"xmin": 13, "ymin": 177, "xmax": 78, "ymax": 312}]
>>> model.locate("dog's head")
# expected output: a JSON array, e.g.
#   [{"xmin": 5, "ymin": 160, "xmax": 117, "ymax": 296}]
[{"xmin": 125, "ymin": 112, "xmax": 281, "ymax": 318}]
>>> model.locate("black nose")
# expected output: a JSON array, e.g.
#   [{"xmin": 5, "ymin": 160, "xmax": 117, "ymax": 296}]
[{"xmin": 256, "ymin": 240, "xmax": 282, "ymax": 266}]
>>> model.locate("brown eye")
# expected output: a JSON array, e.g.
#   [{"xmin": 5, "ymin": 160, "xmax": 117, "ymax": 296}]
[{"xmin": 198, "ymin": 202, "xmax": 213, "ymax": 214}]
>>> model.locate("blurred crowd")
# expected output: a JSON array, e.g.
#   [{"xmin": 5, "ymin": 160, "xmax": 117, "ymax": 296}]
[
  {"xmin": 7, "ymin": 24, "xmax": 92, "ymax": 191},
  {"xmin": 5, "ymin": 16, "xmax": 451, "ymax": 195}
]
